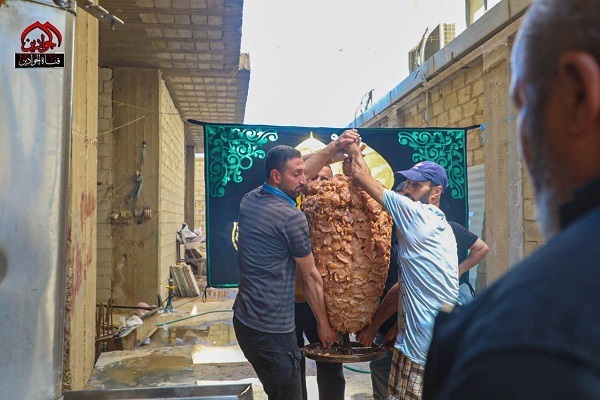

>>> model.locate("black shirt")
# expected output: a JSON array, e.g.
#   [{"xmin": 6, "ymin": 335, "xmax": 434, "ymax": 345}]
[{"xmin": 448, "ymin": 221, "xmax": 478, "ymax": 285}]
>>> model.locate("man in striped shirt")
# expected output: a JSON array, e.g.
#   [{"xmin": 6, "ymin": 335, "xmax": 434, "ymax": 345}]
[{"xmin": 233, "ymin": 133, "xmax": 357, "ymax": 400}]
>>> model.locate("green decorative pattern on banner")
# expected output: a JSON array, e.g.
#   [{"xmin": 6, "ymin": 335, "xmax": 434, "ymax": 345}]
[
  {"xmin": 397, "ymin": 130, "xmax": 466, "ymax": 199},
  {"xmin": 207, "ymin": 125, "xmax": 278, "ymax": 197}
]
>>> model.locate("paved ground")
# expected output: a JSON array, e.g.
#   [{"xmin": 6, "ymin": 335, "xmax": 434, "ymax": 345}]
[{"xmin": 89, "ymin": 277, "xmax": 376, "ymax": 399}]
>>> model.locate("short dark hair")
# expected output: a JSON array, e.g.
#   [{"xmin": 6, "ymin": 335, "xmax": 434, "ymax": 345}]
[{"xmin": 265, "ymin": 145, "xmax": 302, "ymax": 180}]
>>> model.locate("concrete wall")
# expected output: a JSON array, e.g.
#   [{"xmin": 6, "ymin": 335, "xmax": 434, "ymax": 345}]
[
  {"xmin": 63, "ymin": 10, "xmax": 98, "ymax": 391},
  {"xmin": 97, "ymin": 67, "xmax": 113, "ymax": 303},
  {"xmin": 361, "ymin": 17, "xmax": 542, "ymax": 288},
  {"xmin": 111, "ymin": 68, "xmax": 161, "ymax": 306},
  {"xmin": 194, "ymin": 155, "xmax": 206, "ymax": 235},
  {"xmin": 158, "ymin": 77, "xmax": 185, "ymax": 300},
  {"xmin": 102, "ymin": 68, "xmax": 185, "ymax": 306}
]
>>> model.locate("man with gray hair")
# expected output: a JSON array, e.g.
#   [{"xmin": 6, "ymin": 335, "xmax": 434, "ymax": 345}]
[{"xmin": 423, "ymin": 0, "xmax": 600, "ymax": 398}]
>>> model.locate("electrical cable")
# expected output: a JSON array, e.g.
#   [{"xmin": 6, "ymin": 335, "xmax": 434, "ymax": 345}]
[{"xmin": 343, "ymin": 364, "xmax": 371, "ymax": 374}]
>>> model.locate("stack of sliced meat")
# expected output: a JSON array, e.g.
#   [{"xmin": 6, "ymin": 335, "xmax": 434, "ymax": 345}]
[{"xmin": 303, "ymin": 175, "xmax": 392, "ymax": 334}]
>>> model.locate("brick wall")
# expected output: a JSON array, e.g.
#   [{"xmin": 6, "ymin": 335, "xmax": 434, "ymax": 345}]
[
  {"xmin": 522, "ymin": 172, "xmax": 543, "ymax": 256},
  {"xmin": 194, "ymin": 155, "xmax": 206, "ymax": 234},
  {"xmin": 392, "ymin": 64, "xmax": 485, "ymax": 168},
  {"xmin": 158, "ymin": 77, "xmax": 185, "ymax": 299},
  {"xmin": 362, "ymin": 33, "xmax": 543, "ymax": 286},
  {"xmin": 97, "ymin": 67, "xmax": 113, "ymax": 303}
]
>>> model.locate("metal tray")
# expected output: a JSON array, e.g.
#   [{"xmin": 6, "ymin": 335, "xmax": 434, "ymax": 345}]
[
  {"xmin": 302, "ymin": 342, "xmax": 388, "ymax": 363},
  {"xmin": 62, "ymin": 383, "xmax": 253, "ymax": 399}
]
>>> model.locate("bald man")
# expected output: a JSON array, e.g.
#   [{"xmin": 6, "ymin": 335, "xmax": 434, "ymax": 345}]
[{"xmin": 423, "ymin": 1, "xmax": 600, "ymax": 398}]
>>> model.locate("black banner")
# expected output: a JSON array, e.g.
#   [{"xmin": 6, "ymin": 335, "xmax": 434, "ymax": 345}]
[
  {"xmin": 202, "ymin": 123, "xmax": 468, "ymax": 288},
  {"xmin": 15, "ymin": 53, "xmax": 65, "ymax": 68}
]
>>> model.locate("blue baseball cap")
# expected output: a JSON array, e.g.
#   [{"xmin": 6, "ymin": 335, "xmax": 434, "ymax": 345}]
[{"xmin": 396, "ymin": 161, "xmax": 449, "ymax": 191}]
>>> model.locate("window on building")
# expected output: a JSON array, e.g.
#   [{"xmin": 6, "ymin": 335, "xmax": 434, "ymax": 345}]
[{"xmin": 466, "ymin": 0, "xmax": 502, "ymax": 26}]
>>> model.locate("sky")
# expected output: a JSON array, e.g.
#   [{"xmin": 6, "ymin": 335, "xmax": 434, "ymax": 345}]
[{"xmin": 240, "ymin": 0, "xmax": 468, "ymax": 128}]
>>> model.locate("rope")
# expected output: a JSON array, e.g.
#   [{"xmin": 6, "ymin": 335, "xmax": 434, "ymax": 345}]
[
  {"xmin": 99, "ymin": 96, "xmax": 180, "ymax": 116},
  {"xmin": 477, "ymin": 115, "xmax": 517, "ymax": 145},
  {"xmin": 98, "ymin": 113, "xmax": 150, "ymax": 136}
]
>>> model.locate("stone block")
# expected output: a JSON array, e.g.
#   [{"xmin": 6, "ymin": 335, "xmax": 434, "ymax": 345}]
[
  {"xmin": 96, "ymin": 288, "xmax": 112, "ymax": 303},
  {"xmin": 457, "ymin": 85, "xmax": 472, "ymax": 105},
  {"xmin": 97, "ymin": 232, "xmax": 112, "ymax": 248},
  {"xmin": 97, "ymin": 224, "xmax": 112, "ymax": 239},
  {"xmin": 524, "ymin": 220, "xmax": 542, "ymax": 243},
  {"xmin": 98, "ymin": 96, "xmax": 111, "ymax": 107},
  {"xmin": 440, "ymin": 82, "xmax": 453, "ymax": 98},
  {"xmin": 466, "ymin": 150, "xmax": 474, "ymax": 167},
  {"xmin": 98, "ymin": 118, "xmax": 111, "ymax": 131},
  {"xmin": 431, "ymin": 101, "xmax": 444, "ymax": 117},
  {"xmin": 473, "ymin": 148, "xmax": 485, "ymax": 164},
  {"xmin": 98, "ymin": 67, "xmax": 113, "ymax": 81},
  {"xmin": 466, "ymin": 65, "xmax": 483, "ymax": 82},
  {"xmin": 103, "ymin": 80, "xmax": 113, "ymax": 94},
  {"xmin": 432, "ymin": 111, "xmax": 449, "ymax": 127},
  {"xmin": 523, "ymin": 198, "xmax": 537, "ymax": 221},
  {"xmin": 472, "ymin": 79, "xmax": 484, "ymax": 97},
  {"xmin": 449, "ymin": 107, "xmax": 463, "ymax": 124},
  {"xmin": 463, "ymin": 98, "xmax": 480, "ymax": 122},
  {"xmin": 467, "ymin": 131, "xmax": 480, "ymax": 151},
  {"xmin": 97, "ymin": 144, "xmax": 112, "ymax": 158},
  {"xmin": 522, "ymin": 175, "xmax": 536, "ymax": 200},
  {"xmin": 523, "ymin": 241, "xmax": 542, "ymax": 257},
  {"xmin": 101, "ymin": 107, "xmax": 112, "ymax": 121},
  {"xmin": 452, "ymin": 73, "xmax": 466, "ymax": 92},
  {"xmin": 443, "ymin": 92, "xmax": 458, "ymax": 111},
  {"xmin": 98, "ymin": 249, "xmax": 112, "ymax": 263}
]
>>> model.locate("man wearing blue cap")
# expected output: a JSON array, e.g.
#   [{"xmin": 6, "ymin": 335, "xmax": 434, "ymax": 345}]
[{"xmin": 343, "ymin": 141, "xmax": 459, "ymax": 400}]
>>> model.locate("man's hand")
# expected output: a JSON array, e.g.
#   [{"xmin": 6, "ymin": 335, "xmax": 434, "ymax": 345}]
[
  {"xmin": 342, "ymin": 157, "xmax": 353, "ymax": 176},
  {"xmin": 344, "ymin": 141, "xmax": 362, "ymax": 158},
  {"xmin": 333, "ymin": 129, "xmax": 360, "ymax": 150},
  {"xmin": 304, "ymin": 130, "xmax": 359, "ymax": 180},
  {"xmin": 383, "ymin": 324, "xmax": 399, "ymax": 348},
  {"xmin": 329, "ymin": 130, "xmax": 361, "ymax": 164},
  {"xmin": 318, "ymin": 322, "xmax": 339, "ymax": 348},
  {"xmin": 356, "ymin": 323, "xmax": 378, "ymax": 347}
]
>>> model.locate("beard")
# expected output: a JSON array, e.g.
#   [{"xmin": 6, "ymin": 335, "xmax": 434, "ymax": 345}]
[
  {"xmin": 281, "ymin": 184, "xmax": 303, "ymax": 199},
  {"xmin": 522, "ymin": 105, "xmax": 571, "ymax": 240},
  {"xmin": 404, "ymin": 187, "xmax": 433, "ymax": 204}
]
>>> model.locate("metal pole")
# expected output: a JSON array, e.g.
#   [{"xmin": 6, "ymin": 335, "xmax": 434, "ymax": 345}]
[{"xmin": 0, "ymin": 1, "xmax": 76, "ymax": 398}]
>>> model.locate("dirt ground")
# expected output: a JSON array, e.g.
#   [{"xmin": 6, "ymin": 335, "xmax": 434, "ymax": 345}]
[{"xmin": 148, "ymin": 278, "xmax": 377, "ymax": 400}]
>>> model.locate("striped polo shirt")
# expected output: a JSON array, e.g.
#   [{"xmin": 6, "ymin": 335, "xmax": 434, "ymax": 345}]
[{"xmin": 233, "ymin": 185, "xmax": 312, "ymax": 333}]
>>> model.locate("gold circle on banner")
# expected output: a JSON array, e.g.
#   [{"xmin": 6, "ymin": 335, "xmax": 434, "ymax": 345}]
[{"xmin": 295, "ymin": 132, "xmax": 394, "ymax": 189}]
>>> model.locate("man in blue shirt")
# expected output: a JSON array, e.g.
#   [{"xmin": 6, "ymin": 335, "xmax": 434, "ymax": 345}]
[{"xmin": 344, "ymin": 144, "xmax": 459, "ymax": 399}]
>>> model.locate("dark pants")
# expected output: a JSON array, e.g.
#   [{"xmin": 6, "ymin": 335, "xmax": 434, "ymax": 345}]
[
  {"xmin": 233, "ymin": 316, "xmax": 302, "ymax": 400},
  {"xmin": 295, "ymin": 301, "xmax": 346, "ymax": 400},
  {"xmin": 369, "ymin": 334, "xmax": 393, "ymax": 400}
]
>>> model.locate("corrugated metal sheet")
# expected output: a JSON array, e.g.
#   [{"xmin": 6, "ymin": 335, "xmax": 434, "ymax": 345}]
[{"xmin": 467, "ymin": 164, "xmax": 485, "ymax": 289}]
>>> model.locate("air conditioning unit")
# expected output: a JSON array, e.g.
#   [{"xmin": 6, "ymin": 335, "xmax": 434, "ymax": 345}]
[{"xmin": 408, "ymin": 23, "xmax": 456, "ymax": 73}]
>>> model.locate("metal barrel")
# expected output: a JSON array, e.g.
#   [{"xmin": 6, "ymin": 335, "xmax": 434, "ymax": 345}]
[{"xmin": 0, "ymin": 1, "xmax": 76, "ymax": 398}]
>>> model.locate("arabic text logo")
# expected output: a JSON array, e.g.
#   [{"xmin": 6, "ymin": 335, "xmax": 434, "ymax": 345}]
[{"xmin": 21, "ymin": 21, "xmax": 62, "ymax": 53}]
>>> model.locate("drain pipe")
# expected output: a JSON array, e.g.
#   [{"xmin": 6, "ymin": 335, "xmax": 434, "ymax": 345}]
[{"xmin": 0, "ymin": 1, "xmax": 76, "ymax": 399}]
